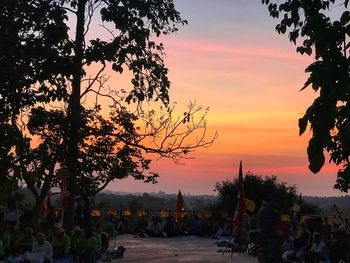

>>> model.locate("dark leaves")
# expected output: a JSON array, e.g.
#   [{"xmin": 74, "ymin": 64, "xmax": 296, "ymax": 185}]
[
  {"xmin": 263, "ymin": 0, "xmax": 350, "ymax": 190},
  {"xmin": 307, "ymin": 138, "xmax": 325, "ymax": 174},
  {"xmin": 298, "ymin": 116, "xmax": 308, "ymax": 136}
]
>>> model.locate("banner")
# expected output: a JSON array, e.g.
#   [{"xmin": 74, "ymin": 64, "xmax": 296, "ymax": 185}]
[
  {"xmin": 123, "ymin": 208, "xmax": 132, "ymax": 216},
  {"xmin": 91, "ymin": 209, "xmax": 101, "ymax": 217},
  {"xmin": 108, "ymin": 209, "xmax": 117, "ymax": 216},
  {"xmin": 136, "ymin": 209, "xmax": 146, "ymax": 217},
  {"xmin": 160, "ymin": 210, "xmax": 169, "ymax": 217}
]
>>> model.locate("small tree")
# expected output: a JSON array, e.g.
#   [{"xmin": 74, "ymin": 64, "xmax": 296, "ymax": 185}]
[
  {"xmin": 262, "ymin": 0, "xmax": 350, "ymax": 192},
  {"xmin": 213, "ymin": 173, "xmax": 320, "ymax": 217}
]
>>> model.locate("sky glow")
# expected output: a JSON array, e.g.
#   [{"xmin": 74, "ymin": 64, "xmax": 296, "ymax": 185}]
[{"xmin": 108, "ymin": 0, "xmax": 344, "ymax": 196}]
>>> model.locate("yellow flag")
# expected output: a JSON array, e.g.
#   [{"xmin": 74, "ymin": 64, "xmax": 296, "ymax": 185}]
[
  {"xmin": 244, "ymin": 198, "xmax": 255, "ymax": 212},
  {"xmin": 91, "ymin": 209, "xmax": 101, "ymax": 217},
  {"xmin": 281, "ymin": 214, "xmax": 291, "ymax": 222}
]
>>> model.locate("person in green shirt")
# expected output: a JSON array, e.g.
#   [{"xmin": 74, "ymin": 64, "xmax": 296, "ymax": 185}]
[
  {"xmin": 18, "ymin": 227, "xmax": 35, "ymax": 253},
  {"xmin": 0, "ymin": 225, "xmax": 11, "ymax": 256},
  {"xmin": 82, "ymin": 227, "xmax": 100, "ymax": 262},
  {"xmin": 92, "ymin": 230, "xmax": 102, "ymax": 251},
  {"xmin": 0, "ymin": 239, "xmax": 5, "ymax": 260},
  {"xmin": 70, "ymin": 226, "xmax": 85, "ymax": 261},
  {"xmin": 51, "ymin": 228, "xmax": 70, "ymax": 258}
]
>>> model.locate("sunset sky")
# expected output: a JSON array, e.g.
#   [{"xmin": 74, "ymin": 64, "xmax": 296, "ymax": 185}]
[{"xmin": 108, "ymin": 0, "xmax": 344, "ymax": 196}]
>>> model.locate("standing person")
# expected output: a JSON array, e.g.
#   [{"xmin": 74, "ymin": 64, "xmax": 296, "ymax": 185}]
[
  {"xmin": 83, "ymin": 198, "xmax": 91, "ymax": 229},
  {"xmin": 248, "ymin": 213, "xmax": 260, "ymax": 243},
  {"xmin": 258, "ymin": 198, "xmax": 281, "ymax": 263},
  {"xmin": 46, "ymin": 207, "xmax": 59, "ymax": 229},
  {"xmin": 75, "ymin": 201, "xmax": 83, "ymax": 228}
]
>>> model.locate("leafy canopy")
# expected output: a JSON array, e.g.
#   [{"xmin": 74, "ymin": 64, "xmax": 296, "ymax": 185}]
[{"xmin": 263, "ymin": 0, "xmax": 350, "ymax": 192}]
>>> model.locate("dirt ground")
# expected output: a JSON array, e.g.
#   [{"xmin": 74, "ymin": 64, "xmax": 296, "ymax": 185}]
[{"xmin": 113, "ymin": 234, "xmax": 258, "ymax": 263}]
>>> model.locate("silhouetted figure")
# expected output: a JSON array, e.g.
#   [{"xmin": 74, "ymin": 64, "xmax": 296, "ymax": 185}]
[
  {"xmin": 83, "ymin": 198, "xmax": 91, "ymax": 229},
  {"xmin": 146, "ymin": 216, "xmax": 162, "ymax": 237},
  {"xmin": 75, "ymin": 201, "xmax": 83, "ymax": 227},
  {"xmin": 46, "ymin": 207, "xmax": 59, "ymax": 228},
  {"xmin": 163, "ymin": 216, "xmax": 176, "ymax": 237},
  {"xmin": 257, "ymin": 199, "xmax": 281, "ymax": 263}
]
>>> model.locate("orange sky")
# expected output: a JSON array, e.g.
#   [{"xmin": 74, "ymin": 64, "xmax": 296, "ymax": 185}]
[{"xmin": 105, "ymin": 1, "xmax": 345, "ymax": 196}]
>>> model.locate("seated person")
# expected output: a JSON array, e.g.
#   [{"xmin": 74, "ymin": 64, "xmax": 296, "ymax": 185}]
[
  {"xmin": 163, "ymin": 216, "xmax": 176, "ymax": 237},
  {"xmin": 328, "ymin": 230, "xmax": 348, "ymax": 263},
  {"xmin": 18, "ymin": 227, "xmax": 35, "ymax": 253},
  {"xmin": 12, "ymin": 232, "xmax": 53, "ymax": 263},
  {"xmin": 305, "ymin": 232, "xmax": 330, "ymax": 263},
  {"xmin": 282, "ymin": 221, "xmax": 311, "ymax": 262},
  {"xmin": 146, "ymin": 216, "xmax": 162, "ymax": 237},
  {"xmin": 28, "ymin": 232, "xmax": 53, "ymax": 263},
  {"xmin": 70, "ymin": 226, "xmax": 85, "ymax": 261},
  {"xmin": 0, "ymin": 239, "xmax": 5, "ymax": 260},
  {"xmin": 0, "ymin": 224, "xmax": 11, "ymax": 257},
  {"xmin": 51, "ymin": 228, "xmax": 70, "ymax": 258},
  {"xmin": 82, "ymin": 227, "xmax": 99, "ymax": 262}
]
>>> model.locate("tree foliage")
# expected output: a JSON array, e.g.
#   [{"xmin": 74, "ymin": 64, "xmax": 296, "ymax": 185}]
[
  {"xmin": 263, "ymin": 0, "xmax": 350, "ymax": 192},
  {"xmin": 0, "ymin": 0, "xmax": 216, "ymax": 227},
  {"xmin": 214, "ymin": 173, "xmax": 320, "ymax": 216}
]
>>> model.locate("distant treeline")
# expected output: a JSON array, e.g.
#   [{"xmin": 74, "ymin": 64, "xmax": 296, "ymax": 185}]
[
  {"xmin": 19, "ymin": 187, "xmax": 350, "ymax": 217},
  {"xmin": 19, "ymin": 189, "xmax": 217, "ymax": 211},
  {"xmin": 94, "ymin": 191, "xmax": 217, "ymax": 211},
  {"xmin": 303, "ymin": 196, "xmax": 350, "ymax": 217}
]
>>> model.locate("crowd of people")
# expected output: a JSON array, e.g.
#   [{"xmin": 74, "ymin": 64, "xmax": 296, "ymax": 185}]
[
  {"xmin": 246, "ymin": 199, "xmax": 350, "ymax": 263},
  {"xmin": 1, "ymin": 199, "xmax": 350, "ymax": 263},
  {"xmin": 0, "ymin": 205, "xmax": 125, "ymax": 263}
]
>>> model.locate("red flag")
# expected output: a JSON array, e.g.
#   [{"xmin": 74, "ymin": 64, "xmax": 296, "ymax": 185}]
[
  {"xmin": 233, "ymin": 161, "xmax": 245, "ymax": 225},
  {"xmin": 175, "ymin": 190, "xmax": 185, "ymax": 222}
]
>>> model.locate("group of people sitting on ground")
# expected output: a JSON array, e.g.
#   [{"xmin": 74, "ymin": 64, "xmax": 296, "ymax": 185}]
[
  {"xmin": 132, "ymin": 214, "xmax": 218, "ymax": 238},
  {"xmin": 0, "ymin": 221, "xmax": 125, "ymax": 263},
  {"xmin": 248, "ymin": 199, "xmax": 350, "ymax": 263}
]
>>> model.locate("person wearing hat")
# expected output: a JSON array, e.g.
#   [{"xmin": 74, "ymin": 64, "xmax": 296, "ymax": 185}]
[{"xmin": 51, "ymin": 227, "xmax": 70, "ymax": 258}]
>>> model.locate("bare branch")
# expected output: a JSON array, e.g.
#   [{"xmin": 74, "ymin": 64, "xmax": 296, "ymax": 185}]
[
  {"xmin": 61, "ymin": 6, "xmax": 77, "ymax": 14},
  {"xmin": 80, "ymin": 64, "xmax": 106, "ymax": 98}
]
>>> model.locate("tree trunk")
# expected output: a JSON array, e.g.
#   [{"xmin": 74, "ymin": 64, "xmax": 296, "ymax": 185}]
[
  {"xmin": 63, "ymin": 0, "xmax": 86, "ymax": 231},
  {"xmin": 31, "ymin": 200, "xmax": 43, "ymax": 227}
]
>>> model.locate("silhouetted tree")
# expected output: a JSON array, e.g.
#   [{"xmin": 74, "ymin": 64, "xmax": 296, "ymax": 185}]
[
  {"xmin": 263, "ymin": 0, "xmax": 350, "ymax": 192},
  {"xmin": 213, "ymin": 173, "xmax": 320, "ymax": 216},
  {"xmin": 0, "ymin": 0, "xmax": 216, "ymax": 229}
]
